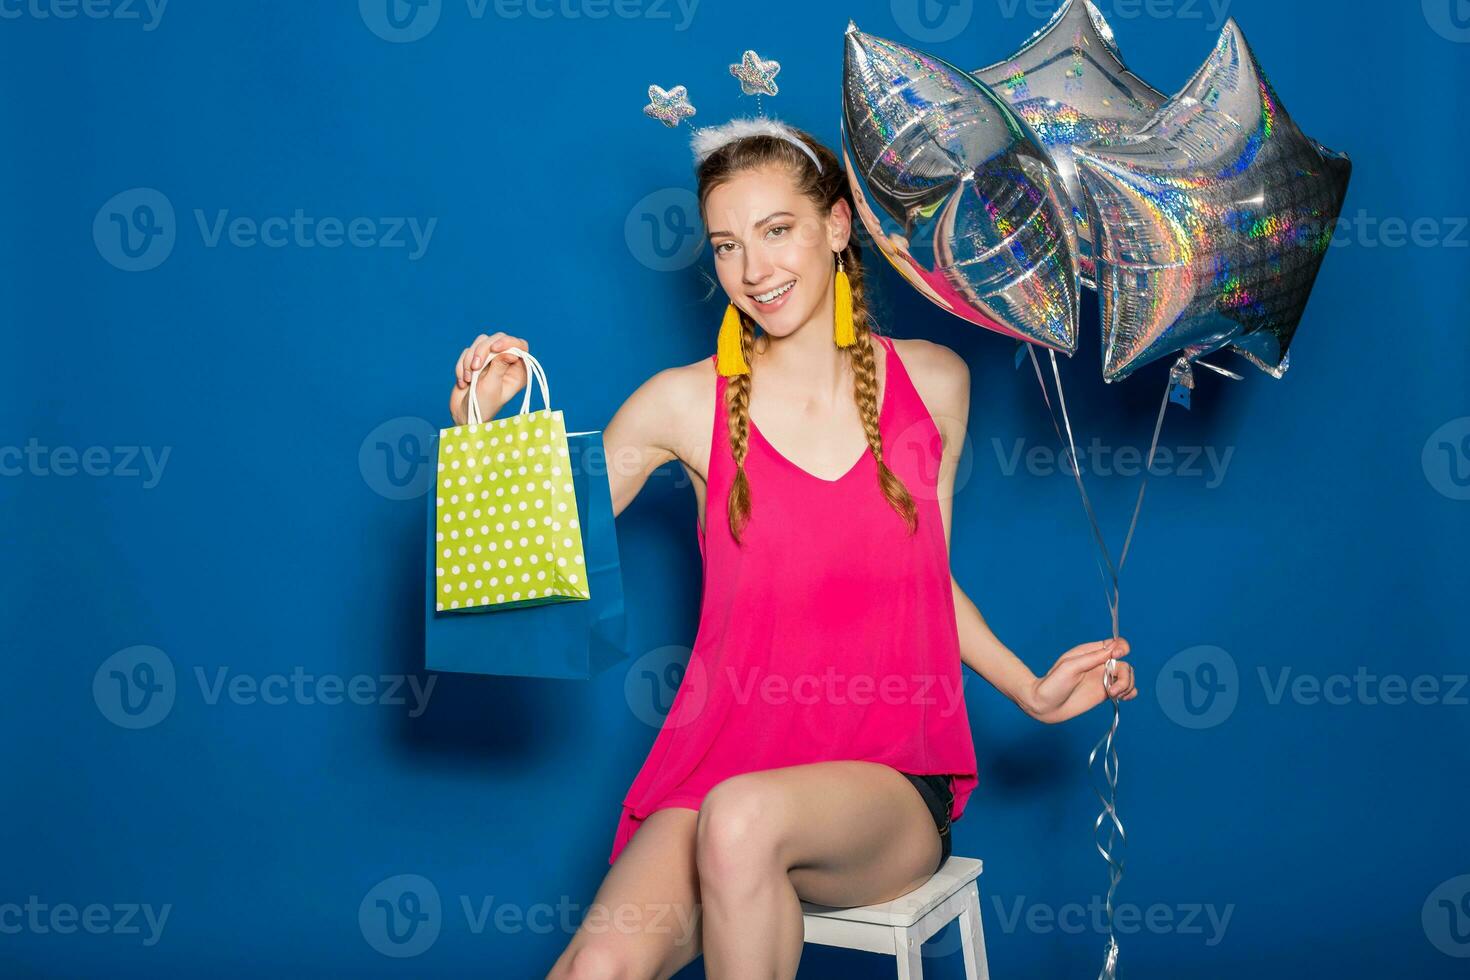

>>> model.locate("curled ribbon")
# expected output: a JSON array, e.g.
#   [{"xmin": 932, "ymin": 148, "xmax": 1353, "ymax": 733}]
[{"xmin": 1023, "ymin": 345, "xmax": 1193, "ymax": 977}]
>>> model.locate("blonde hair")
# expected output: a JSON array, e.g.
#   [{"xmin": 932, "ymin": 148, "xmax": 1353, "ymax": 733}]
[{"xmin": 695, "ymin": 126, "xmax": 918, "ymax": 545}]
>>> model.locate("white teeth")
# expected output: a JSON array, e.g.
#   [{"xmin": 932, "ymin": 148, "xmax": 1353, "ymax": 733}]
[{"xmin": 755, "ymin": 281, "xmax": 795, "ymax": 303}]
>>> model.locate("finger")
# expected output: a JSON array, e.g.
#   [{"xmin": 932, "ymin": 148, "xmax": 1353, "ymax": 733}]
[
  {"xmin": 469, "ymin": 334, "xmax": 504, "ymax": 374},
  {"xmin": 1066, "ymin": 639, "xmax": 1114, "ymax": 660},
  {"xmin": 1074, "ymin": 643, "xmax": 1128, "ymax": 673},
  {"xmin": 455, "ymin": 347, "xmax": 472, "ymax": 388}
]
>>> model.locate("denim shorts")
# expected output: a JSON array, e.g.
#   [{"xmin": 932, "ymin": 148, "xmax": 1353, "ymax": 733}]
[{"xmin": 898, "ymin": 771, "xmax": 954, "ymax": 875}]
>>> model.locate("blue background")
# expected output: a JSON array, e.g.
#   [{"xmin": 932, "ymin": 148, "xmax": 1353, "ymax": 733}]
[{"xmin": 3, "ymin": 0, "xmax": 1467, "ymax": 976}]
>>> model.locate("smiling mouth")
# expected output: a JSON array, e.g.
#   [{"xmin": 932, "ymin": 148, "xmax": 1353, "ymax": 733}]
[{"xmin": 751, "ymin": 280, "xmax": 796, "ymax": 306}]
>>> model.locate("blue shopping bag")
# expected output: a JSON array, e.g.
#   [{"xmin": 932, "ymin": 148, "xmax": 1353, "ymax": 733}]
[{"xmin": 424, "ymin": 354, "xmax": 626, "ymax": 679}]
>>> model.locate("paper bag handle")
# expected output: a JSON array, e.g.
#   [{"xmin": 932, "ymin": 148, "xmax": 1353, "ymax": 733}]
[{"xmin": 467, "ymin": 346, "xmax": 551, "ymax": 426}]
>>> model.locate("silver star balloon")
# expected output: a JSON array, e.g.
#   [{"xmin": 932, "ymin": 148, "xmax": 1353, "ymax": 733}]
[
  {"xmin": 730, "ymin": 50, "xmax": 781, "ymax": 97},
  {"xmin": 1074, "ymin": 19, "xmax": 1351, "ymax": 381},
  {"xmin": 643, "ymin": 84, "xmax": 696, "ymax": 128},
  {"xmin": 973, "ymin": 0, "xmax": 1165, "ymax": 288},
  {"xmin": 841, "ymin": 23, "xmax": 1079, "ymax": 353}
]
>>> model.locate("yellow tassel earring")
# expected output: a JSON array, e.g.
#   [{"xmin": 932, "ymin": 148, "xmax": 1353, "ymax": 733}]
[
  {"xmin": 833, "ymin": 252, "xmax": 856, "ymax": 348},
  {"xmin": 716, "ymin": 302, "xmax": 749, "ymax": 376}
]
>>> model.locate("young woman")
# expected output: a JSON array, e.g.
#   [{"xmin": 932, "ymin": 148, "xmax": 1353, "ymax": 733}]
[{"xmin": 448, "ymin": 124, "xmax": 1137, "ymax": 980}]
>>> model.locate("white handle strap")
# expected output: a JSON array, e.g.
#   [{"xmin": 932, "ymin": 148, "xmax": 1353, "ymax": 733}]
[{"xmin": 466, "ymin": 347, "xmax": 551, "ymax": 426}]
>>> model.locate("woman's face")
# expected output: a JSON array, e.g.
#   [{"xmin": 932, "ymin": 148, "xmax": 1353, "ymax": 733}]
[{"xmin": 703, "ymin": 165, "xmax": 851, "ymax": 339}]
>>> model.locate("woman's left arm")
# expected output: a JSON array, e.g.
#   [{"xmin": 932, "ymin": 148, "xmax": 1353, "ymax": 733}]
[{"xmin": 913, "ymin": 340, "xmax": 1139, "ymax": 724}]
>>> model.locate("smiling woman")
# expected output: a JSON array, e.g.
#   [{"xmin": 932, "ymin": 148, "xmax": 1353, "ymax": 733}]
[{"xmin": 447, "ymin": 119, "xmax": 1135, "ymax": 980}]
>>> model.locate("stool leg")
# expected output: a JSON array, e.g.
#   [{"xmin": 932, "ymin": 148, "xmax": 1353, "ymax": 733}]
[
  {"xmin": 958, "ymin": 883, "xmax": 991, "ymax": 980},
  {"xmin": 893, "ymin": 925, "xmax": 924, "ymax": 980}
]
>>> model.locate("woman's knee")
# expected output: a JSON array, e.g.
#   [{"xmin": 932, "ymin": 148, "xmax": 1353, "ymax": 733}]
[
  {"xmin": 550, "ymin": 939, "xmax": 638, "ymax": 980},
  {"xmin": 696, "ymin": 775, "xmax": 785, "ymax": 882}
]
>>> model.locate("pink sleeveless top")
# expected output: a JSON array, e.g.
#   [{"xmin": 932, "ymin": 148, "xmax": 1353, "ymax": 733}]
[{"xmin": 608, "ymin": 334, "xmax": 979, "ymax": 865}]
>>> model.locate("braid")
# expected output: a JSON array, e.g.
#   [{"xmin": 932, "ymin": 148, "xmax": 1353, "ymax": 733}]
[
  {"xmin": 843, "ymin": 243, "xmax": 918, "ymax": 534},
  {"xmin": 725, "ymin": 313, "xmax": 756, "ymax": 544}
]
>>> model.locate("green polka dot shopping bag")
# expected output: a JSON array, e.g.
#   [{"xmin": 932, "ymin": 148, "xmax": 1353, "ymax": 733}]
[{"xmin": 424, "ymin": 348, "xmax": 626, "ymax": 679}]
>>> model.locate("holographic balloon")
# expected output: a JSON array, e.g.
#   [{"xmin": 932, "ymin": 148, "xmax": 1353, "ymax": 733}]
[
  {"xmin": 841, "ymin": 22, "xmax": 1079, "ymax": 354},
  {"xmin": 1074, "ymin": 19, "xmax": 1351, "ymax": 381},
  {"xmin": 973, "ymin": 0, "xmax": 1166, "ymax": 288}
]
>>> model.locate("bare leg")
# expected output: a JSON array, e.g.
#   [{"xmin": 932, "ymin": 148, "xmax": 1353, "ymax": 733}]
[
  {"xmin": 695, "ymin": 761, "xmax": 942, "ymax": 980},
  {"xmin": 545, "ymin": 807, "xmax": 703, "ymax": 980}
]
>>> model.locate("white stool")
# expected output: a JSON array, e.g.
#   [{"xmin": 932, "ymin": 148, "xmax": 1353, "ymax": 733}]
[{"xmin": 800, "ymin": 856, "xmax": 990, "ymax": 979}]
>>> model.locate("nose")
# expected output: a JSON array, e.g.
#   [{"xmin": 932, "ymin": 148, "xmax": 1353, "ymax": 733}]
[{"xmin": 742, "ymin": 242, "xmax": 775, "ymax": 286}]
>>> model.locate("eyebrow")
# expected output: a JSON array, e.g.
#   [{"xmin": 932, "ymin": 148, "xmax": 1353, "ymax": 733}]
[{"xmin": 707, "ymin": 211, "xmax": 796, "ymax": 240}]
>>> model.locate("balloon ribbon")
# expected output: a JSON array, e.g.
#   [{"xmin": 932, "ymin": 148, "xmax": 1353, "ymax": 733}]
[{"xmin": 1023, "ymin": 346, "xmax": 1189, "ymax": 979}]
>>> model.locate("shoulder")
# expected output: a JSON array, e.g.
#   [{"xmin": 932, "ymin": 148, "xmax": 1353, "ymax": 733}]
[
  {"xmin": 889, "ymin": 337, "xmax": 969, "ymax": 425},
  {"xmin": 614, "ymin": 354, "xmax": 718, "ymax": 457}
]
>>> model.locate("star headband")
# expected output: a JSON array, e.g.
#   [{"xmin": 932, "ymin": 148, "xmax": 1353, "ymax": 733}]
[{"xmin": 643, "ymin": 50, "xmax": 822, "ymax": 173}]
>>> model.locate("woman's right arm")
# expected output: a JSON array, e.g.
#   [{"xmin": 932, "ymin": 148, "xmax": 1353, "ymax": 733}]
[{"xmin": 448, "ymin": 333, "xmax": 688, "ymax": 521}]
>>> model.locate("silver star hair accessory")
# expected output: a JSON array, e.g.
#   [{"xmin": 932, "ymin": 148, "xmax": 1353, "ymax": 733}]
[
  {"xmin": 730, "ymin": 49, "xmax": 781, "ymax": 97},
  {"xmin": 643, "ymin": 84, "xmax": 696, "ymax": 128},
  {"xmin": 690, "ymin": 116, "xmax": 822, "ymax": 172}
]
